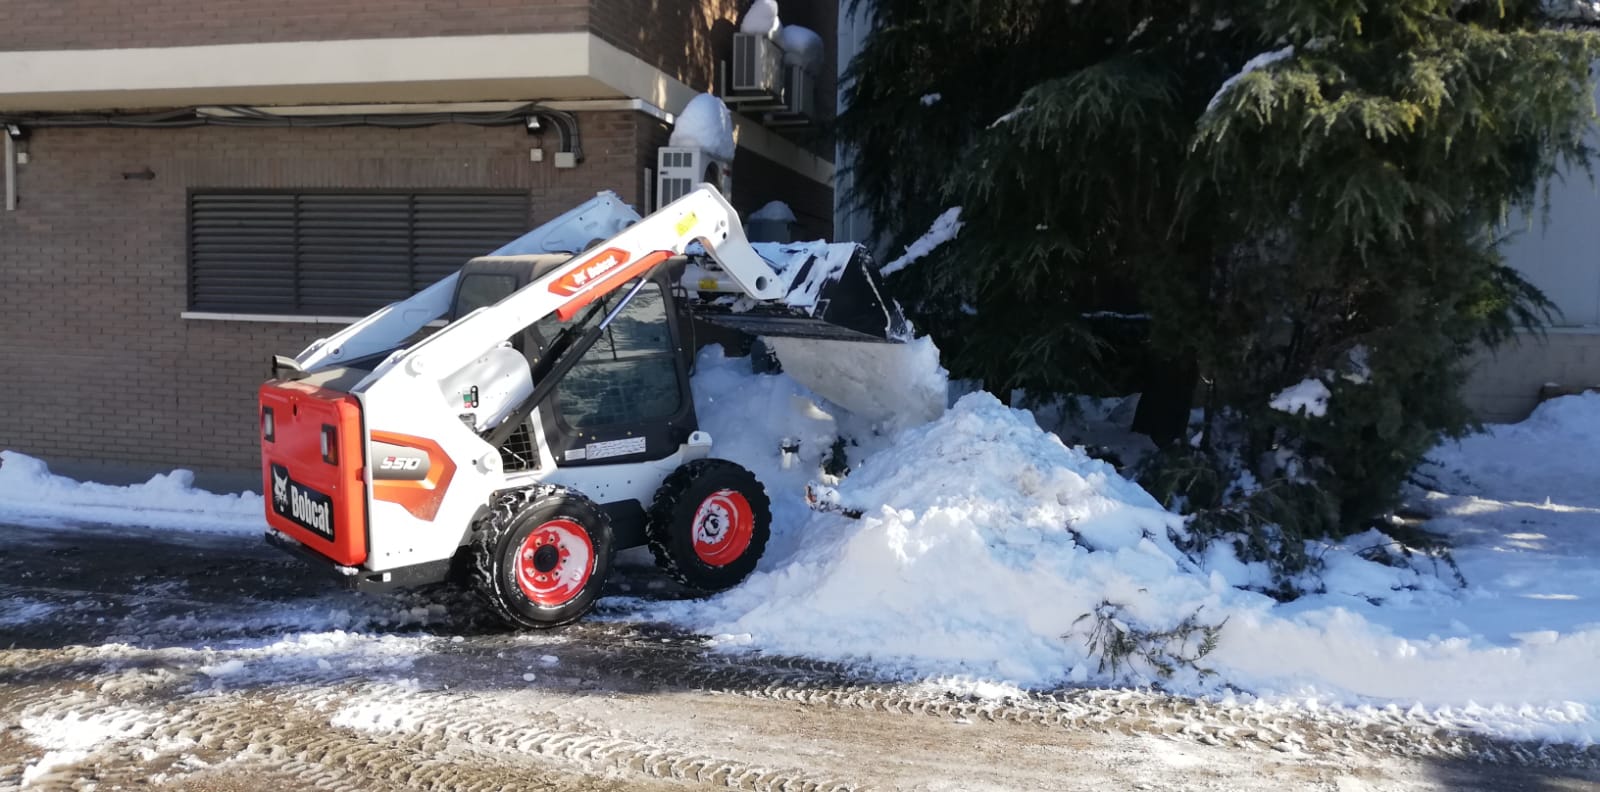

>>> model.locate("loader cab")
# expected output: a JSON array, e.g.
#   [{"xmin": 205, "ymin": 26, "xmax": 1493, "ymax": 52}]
[{"xmin": 450, "ymin": 255, "xmax": 699, "ymax": 473}]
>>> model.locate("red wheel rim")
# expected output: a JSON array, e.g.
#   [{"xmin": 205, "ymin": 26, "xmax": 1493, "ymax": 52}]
[
  {"xmin": 514, "ymin": 518, "xmax": 595, "ymax": 606},
  {"xmin": 691, "ymin": 489, "xmax": 754, "ymax": 567}
]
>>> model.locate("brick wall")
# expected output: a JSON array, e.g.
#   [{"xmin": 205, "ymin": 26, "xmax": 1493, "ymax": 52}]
[
  {"xmin": 1460, "ymin": 331, "xmax": 1600, "ymax": 423},
  {"xmin": 0, "ymin": 0, "xmax": 588, "ymax": 51},
  {"xmin": 0, "ymin": 114, "xmax": 651, "ymax": 473}
]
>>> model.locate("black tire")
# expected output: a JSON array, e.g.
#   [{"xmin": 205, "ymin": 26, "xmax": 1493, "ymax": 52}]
[
  {"xmin": 471, "ymin": 486, "xmax": 613, "ymax": 629},
  {"xmin": 646, "ymin": 458, "xmax": 772, "ymax": 592}
]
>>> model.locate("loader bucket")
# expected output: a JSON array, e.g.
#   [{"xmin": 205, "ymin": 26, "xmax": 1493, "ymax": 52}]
[
  {"xmin": 683, "ymin": 242, "xmax": 947, "ymax": 427},
  {"xmin": 684, "ymin": 242, "xmax": 909, "ymax": 343}
]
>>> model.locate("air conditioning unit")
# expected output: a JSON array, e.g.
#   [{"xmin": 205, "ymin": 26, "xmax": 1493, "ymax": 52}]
[
  {"xmin": 764, "ymin": 65, "xmax": 819, "ymax": 127},
  {"xmin": 728, "ymin": 33, "xmax": 786, "ymax": 107},
  {"xmin": 655, "ymin": 146, "xmax": 733, "ymax": 211}
]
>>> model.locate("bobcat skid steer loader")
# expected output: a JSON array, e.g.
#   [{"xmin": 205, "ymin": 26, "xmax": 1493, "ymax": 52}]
[{"xmin": 260, "ymin": 184, "xmax": 906, "ymax": 628}]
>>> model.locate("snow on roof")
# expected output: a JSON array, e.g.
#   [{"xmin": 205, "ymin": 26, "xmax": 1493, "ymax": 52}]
[
  {"xmin": 669, "ymin": 94, "xmax": 736, "ymax": 161},
  {"xmin": 740, "ymin": 0, "xmax": 780, "ymax": 37},
  {"xmin": 778, "ymin": 24, "xmax": 825, "ymax": 72},
  {"xmin": 749, "ymin": 200, "xmax": 797, "ymax": 224}
]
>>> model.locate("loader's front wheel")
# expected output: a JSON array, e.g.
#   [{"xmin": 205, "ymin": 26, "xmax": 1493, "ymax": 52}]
[
  {"xmin": 471, "ymin": 487, "xmax": 613, "ymax": 629},
  {"xmin": 646, "ymin": 459, "xmax": 771, "ymax": 592}
]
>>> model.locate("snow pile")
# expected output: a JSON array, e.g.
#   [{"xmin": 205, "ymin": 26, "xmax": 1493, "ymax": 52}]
[
  {"xmin": 0, "ymin": 450, "xmax": 263, "ymax": 533},
  {"xmin": 881, "ymin": 207, "xmax": 964, "ymax": 276},
  {"xmin": 749, "ymin": 200, "xmax": 797, "ymax": 224},
  {"xmin": 634, "ymin": 353, "xmax": 1600, "ymax": 743},
  {"xmin": 649, "ymin": 388, "xmax": 1215, "ymax": 683},
  {"xmin": 1269, "ymin": 378, "xmax": 1330, "ymax": 417},
  {"xmin": 1206, "ymin": 46, "xmax": 1295, "ymax": 113},
  {"xmin": 778, "ymin": 25, "xmax": 825, "ymax": 71},
  {"xmin": 686, "ymin": 347, "xmax": 877, "ymax": 564},
  {"xmin": 740, "ymin": 0, "xmax": 780, "ymax": 37},
  {"xmin": 669, "ymin": 94, "xmax": 736, "ymax": 161}
]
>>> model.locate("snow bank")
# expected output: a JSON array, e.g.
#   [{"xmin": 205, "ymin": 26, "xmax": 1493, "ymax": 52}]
[
  {"xmin": 1429, "ymin": 392, "xmax": 1600, "ymax": 509},
  {"xmin": 0, "ymin": 450, "xmax": 263, "ymax": 534},
  {"xmin": 646, "ymin": 390, "xmax": 1219, "ymax": 683},
  {"xmin": 778, "ymin": 25, "xmax": 825, "ymax": 71},
  {"xmin": 881, "ymin": 207, "xmax": 963, "ymax": 276},
  {"xmin": 740, "ymin": 0, "xmax": 780, "ymax": 37},
  {"xmin": 669, "ymin": 94, "xmax": 736, "ymax": 161},
  {"xmin": 634, "ymin": 355, "xmax": 1600, "ymax": 743}
]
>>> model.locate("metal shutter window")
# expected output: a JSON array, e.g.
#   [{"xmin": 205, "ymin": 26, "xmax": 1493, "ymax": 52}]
[{"xmin": 189, "ymin": 191, "xmax": 530, "ymax": 316}]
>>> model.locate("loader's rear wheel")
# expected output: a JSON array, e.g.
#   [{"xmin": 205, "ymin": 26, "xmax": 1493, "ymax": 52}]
[
  {"xmin": 471, "ymin": 487, "xmax": 613, "ymax": 629},
  {"xmin": 646, "ymin": 459, "xmax": 771, "ymax": 592}
]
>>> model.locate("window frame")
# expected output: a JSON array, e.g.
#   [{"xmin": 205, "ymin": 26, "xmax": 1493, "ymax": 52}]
[{"xmin": 547, "ymin": 279, "xmax": 686, "ymax": 433}]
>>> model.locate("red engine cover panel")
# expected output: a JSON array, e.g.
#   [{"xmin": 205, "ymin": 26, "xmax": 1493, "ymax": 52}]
[{"xmin": 259, "ymin": 381, "xmax": 368, "ymax": 566}]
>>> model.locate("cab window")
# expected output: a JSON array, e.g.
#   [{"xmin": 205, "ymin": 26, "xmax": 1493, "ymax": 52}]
[{"xmin": 553, "ymin": 281, "xmax": 682, "ymax": 429}]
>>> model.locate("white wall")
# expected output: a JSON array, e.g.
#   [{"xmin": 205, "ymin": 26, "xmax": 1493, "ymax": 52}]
[{"xmin": 1501, "ymin": 173, "xmax": 1600, "ymax": 327}]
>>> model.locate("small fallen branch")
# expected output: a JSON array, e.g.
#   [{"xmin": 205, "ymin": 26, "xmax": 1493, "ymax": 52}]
[{"xmin": 1071, "ymin": 601, "xmax": 1226, "ymax": 682}]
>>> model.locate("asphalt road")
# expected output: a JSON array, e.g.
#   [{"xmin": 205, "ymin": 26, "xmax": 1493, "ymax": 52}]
[{"xmin": 2, "ymin": 521, "xmax": 1596, "ymax": 791}]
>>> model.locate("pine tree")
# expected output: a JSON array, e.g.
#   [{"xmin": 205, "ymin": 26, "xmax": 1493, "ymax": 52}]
[{"xmin": 840, "ymin": 1, "xmax": 1599, "ymax": 556}]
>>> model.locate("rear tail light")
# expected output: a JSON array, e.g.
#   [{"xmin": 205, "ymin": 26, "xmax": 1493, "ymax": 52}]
[
  {"xmin": 261, "ymin": 407, "xmax": 275, "ymax": 441},
  {"xmin": 321, "ymin": 424, "xmax": 338, "ymax": 465}
]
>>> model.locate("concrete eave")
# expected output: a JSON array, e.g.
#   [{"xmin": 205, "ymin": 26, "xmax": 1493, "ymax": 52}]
[{"xmin": 0, "ymin": 32, "xmax": 833, "ymax": 185}]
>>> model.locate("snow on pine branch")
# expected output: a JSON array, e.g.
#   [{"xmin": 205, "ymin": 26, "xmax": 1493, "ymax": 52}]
[
  {"xmin": 1205, "ymin": 45, "xmax": 1295, "ymax": 113},
  {"xmin": 881, "ymin": 207, "xmax": 964, "ymax": 276},
  {"xmin": 1269, "ymin": 378, "xmax": 1331, "ymax": 418}
]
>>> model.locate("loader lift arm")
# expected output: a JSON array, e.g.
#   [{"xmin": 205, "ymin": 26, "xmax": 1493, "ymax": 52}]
[{"xmin": 359, "ymin": 184, "xmax": 787, "ymax": 392}]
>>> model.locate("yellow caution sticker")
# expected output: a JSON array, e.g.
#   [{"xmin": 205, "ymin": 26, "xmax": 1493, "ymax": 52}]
[
  {"xmin": 698, "ymin": 278, "xmax": 720, "ymax": 290},
  {"xmin": 675, "ymin": 211, "xmax": 698, "ymax": 237}
]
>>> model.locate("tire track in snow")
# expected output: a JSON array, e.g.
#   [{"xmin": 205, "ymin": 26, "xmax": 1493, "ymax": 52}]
[
  {"xmin": 3, "ymin": 665, "xmax": 865, "ymax": 791},
  {"xmin": 529, "ymin": 628, "xmax": 1600, "ymax": 771}
]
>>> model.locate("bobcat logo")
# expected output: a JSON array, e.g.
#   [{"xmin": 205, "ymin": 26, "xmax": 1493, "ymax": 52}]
[{"xmin": 272, "ymin": 468, "xmax": 290, "ymax": 511}]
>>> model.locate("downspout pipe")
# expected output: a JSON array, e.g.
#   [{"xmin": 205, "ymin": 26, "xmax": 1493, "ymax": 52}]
[{"xmin": 4, "ymin": 131, "xmax": 15, "ymax": 211}]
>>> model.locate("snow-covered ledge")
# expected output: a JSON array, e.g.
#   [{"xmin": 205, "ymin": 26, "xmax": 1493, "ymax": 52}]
[{"xmin": 180, "ymin": 311, "xmax": 365, "ymax": 325}]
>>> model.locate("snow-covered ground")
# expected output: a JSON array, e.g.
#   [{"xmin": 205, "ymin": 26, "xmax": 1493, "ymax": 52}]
[{"xmin": 2, "ymin": 345, "xmax": 1596, "ymax": 748}]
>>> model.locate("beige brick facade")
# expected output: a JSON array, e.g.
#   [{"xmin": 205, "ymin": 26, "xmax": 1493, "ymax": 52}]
[{"xmin": 1460, "ymin": 331, "xmax": 1600, "ymax": 423}]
